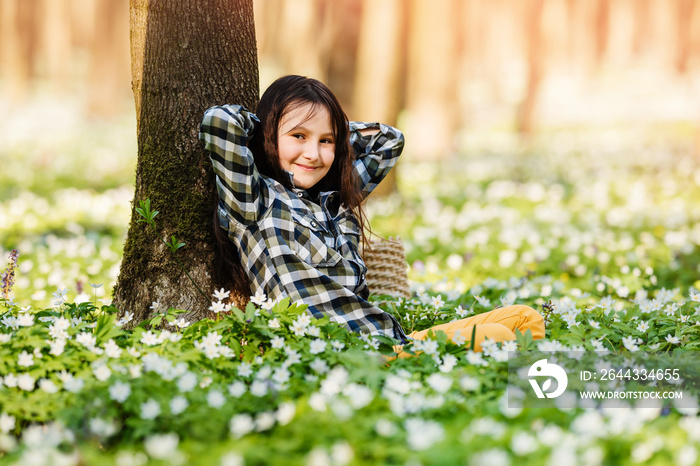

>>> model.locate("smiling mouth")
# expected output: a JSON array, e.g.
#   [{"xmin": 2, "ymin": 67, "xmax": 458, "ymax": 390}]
[{"xmin": 295, "ymin": 164, "xmax": 318, "ymax": 172}]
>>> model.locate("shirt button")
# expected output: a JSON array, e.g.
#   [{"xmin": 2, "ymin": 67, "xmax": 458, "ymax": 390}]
[
  {"xmin": 360, "ymin": 272, "xmax": 366, "ymax": 282},
  {"xmin": 310, "ymin": 220, "xmax": 318, "ymax": 228},
  {"xmin": 297, "ymin": 191, "xmax": 304, "ymax": 198}
]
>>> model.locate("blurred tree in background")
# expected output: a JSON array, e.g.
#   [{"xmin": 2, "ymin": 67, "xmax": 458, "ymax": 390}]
[{"xmin": 1, "ymin": 0, "xmax": 698, "ymax": 147}]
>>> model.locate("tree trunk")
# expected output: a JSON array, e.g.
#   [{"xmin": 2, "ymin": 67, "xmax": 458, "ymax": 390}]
[
  {"xmin": 114, "ymin": 0, "xmax": 259, "ymax": 324},
  {"xmin": 352, "ymin": 0, "xmax": 405, "ymax": 196},
  {"xmin": 517, "ymin": 0, "xmax": 544, "ymax": 138},
  {"xmin": 404, "ymin": 0, "xmax": 459, "ymax": 160},
  {"xmin": 87, "ymin": 0, "xmax": 131, "ymax": 117}
]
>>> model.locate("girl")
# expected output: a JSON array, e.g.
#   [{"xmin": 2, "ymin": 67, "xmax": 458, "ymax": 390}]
[{"xmin": 199, "ymin": 75, "xmax": 545, "ymax": 352}]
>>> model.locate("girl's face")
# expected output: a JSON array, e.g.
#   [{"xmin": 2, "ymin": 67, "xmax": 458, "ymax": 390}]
[{"xmin": 277, "ymin": 102, "xmax": 335, "ymax": 190}]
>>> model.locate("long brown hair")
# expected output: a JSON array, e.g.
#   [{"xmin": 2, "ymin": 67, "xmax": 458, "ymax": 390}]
[{"xmin": 214, "ymin": 75, "xmax": 369, "ymax": 295}]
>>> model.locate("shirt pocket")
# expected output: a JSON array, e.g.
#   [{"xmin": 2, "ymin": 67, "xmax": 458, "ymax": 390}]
[{"xmin": 291, "ymin": 212, "xmax": 341, "ymax": 267}]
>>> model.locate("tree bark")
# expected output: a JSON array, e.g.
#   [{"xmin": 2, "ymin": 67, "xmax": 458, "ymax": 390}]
[{"xmin": 114, "ymin": 0, "xmax": 259, "ymax": 324}]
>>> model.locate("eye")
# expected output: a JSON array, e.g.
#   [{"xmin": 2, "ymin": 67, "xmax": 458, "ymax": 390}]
[
  {"xmin": 291, "ymin": 133, "xmax": 305, "ymax": 140},
  {"xmin": 320, "ymin": 138, "xmax": 334, "ymax": 144}
]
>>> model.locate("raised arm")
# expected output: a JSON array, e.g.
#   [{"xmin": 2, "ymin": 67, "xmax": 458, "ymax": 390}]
[
  {"xmin": 349, "ymin": 121, "xmax": 405, "ymax": 198},
  {"xmin": 199, "ymin": 105, "xmax": 265, "ymax": 225}
]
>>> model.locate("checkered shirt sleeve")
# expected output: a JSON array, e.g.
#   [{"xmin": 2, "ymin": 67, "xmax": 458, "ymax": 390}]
[
  {"xmin": 199, "ymin": 105, "xmax": 266, "ymax": 225},
  {"xmin": 349, "ymin": 121, "xmax": 405, "ymax": 198}
]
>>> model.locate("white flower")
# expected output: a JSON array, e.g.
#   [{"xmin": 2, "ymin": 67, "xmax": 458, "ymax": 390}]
[
  {"xmin": 426, "ymin": 373, "xmax": 452, "ymax": 394},
  {"xmin": 451, "ymin": 330, "xmax": 466, "ymax": 346},
  {"xmin": 93, "ymin": 364, "xmax": 112, "ymax": 382},
  {"xmin": 268, "ymin": 317, "xmax": 281, "ymax": 329},
  {"xmin": 636, "ymin": 321, "xmax": 650, "ymax": 333},
  {"xmin": 375, "ymin": 419, "xmax": 397, "ymax": 437},
  {"xmin": 17, "ymin": 350, "xmax": 33, "ymax": 367},
  {"xmin": 228, "ymin": 381, "xmax": 247, "ymax": 398},
  {"xmin": 104, "ymin": 339, "xmax": 123, "ymax": 358},
  {"xmin": 474, "ymin": 295, "xmax": 492, "ymax": 308},
  {"xmin": 230, "ymin": 414, "xmax": 255, "ymax": 438},
  {"xmin": 309, "ymin": 339, "xmax": 327, "ymax": 355},
  {"xmin": 140, "ymin": 330, "xmax": 159, "ymax": 346},
  {"xmin": 201, "ymin": 331, "xmax": 223, "ymax": 347},
  {"xmin": 622, "ymin": 336, "xmax": 640, "ymax": 352},
  {"xmin": 308, "ymin": 392, "xmax": 327, "ymax": 412},
  {"xmin": 16, "ymin": 313, "xmax": 34, "ymax": 327},
  {"xmin": 177, "ymin": 372, "xmax": 197, "ymax": 392},
  {"xmin": 129, "ymin": 364, "xmax": 143, "ymax": 379},
  {"xmin": 306, "ymin": 325, "xmax": 320, "ymax": 337},
  {"xmin": 588, "ymin": 320, "xmax": 601, "ymax": 330},
  {"xmin": 52, "ymin": 287, "xmax": 68, "ymax": 306},
  {"xmin": 405, "ymin": 418, "xmax": 444, "ymax": 451},
  {"xmin": 61, "ymin": 375, "xmax": 83, "ymax": 393},
  {"xmin": 290, "ymin": 321, "xmax": 307, "ymax": 336},
  {"xmin": 220, "ymin": 452, "xmax": 245, "ymax": 466},
  {"xmin": 237, "ymin": 363, "xmax": 253, "ymax": 378},
  {"xmin": 76, "ymin": 332, "xmax": 97, "ymax": 348},
  {"xmin": 213, "ymin": 288, "xmax": 231, "ymax": 301},
  {"xmin": 690, "ymin": 291, "xmax": 700, "ymax": 302},
  {"xmin": 144, "ymin": 433, "xmax": 178, "ymax": 460},
  {"xmin": 250, "ymin": 380, "xmax": 268, "ymax": 397},
  {"xmin": 271, "ymin": 336, "xmax": 285, "ymax": 349},
  {"xmin": 455, "ymin": 305, "xmax": 470, "ymax": 318},
  {"xmin": 502, "ymin": 340, "xmax": 518, "ymax": 352},
  {"xmin": 48, "ymin": 338, "xmax": 65, "ymax": 356},
  {"xmin": 343, "ymin": 384, "xmax": 374, "ymax": 410},
  {"xmin": 431, "ymin": 295, "xmax": 445, "ymax": 309},
  {"xmin": 262, "ymin": 298, "xmax": 275, "ymax": 311},
  {"xmin": 3, "ymin": 373, "xmax": 17, "ymax": 388},
  {"xmin": 471, "ymin": 448, "xmax": 511, "ymax": 466},
  {"xmin": 285, "ymin": 348, "xmax": 302, "ymax": 365},
  {"xmin": 208, "ymin": 300, "xmax": 226, "ymax": 313},
  {"xmin": 272, "ymin": 367, "xmax": 291, "ymax": 386},
  {"xmin": 511, "ymin": 432, "xmax": 538, "ymax": 455},
  {"xmin": 276, "ymin": 401, "xmax": 296, "ymax": 426},
  {"xmin": 331, "ymin": 340, "xmax": 345, "ymax": 352},
  {"xmin": 170, "ymin": 396, "xmax": 188, "ymax": 415},
  {"xmin": 90, "ymin": 418, "xmax": 118, "ymax": 438},
  {"xmin": 0, "ymin": 413, "xmax": 15, "ymax": 433},
  {"xmin": 310, "ymin": 358, "xmax": 329, "ymax": 374},
  {"xmin": 465, "ymin": 351, "xmax": 488, "ymax": 366},
  {"xmin": 666, "ymin": 334, "xmax": 681, "ymax": 345},
  {"xmin": 17, "ymin": 373, "xmax": 35, "ymax": 391},
  {"xmin": 207, "ymin": 389, "xmax": 226, "ymax": 408},
  {"xmin": 52, "ymin": 316, "xmax": 71, "ymax": 331},
  {"xmin": 250, "ymin": 290, "xmax": 267, "ymax": 307},
  {"xmin": 255, "ymin": 412, "xmax": 276, "ymax": 432},
  {"xmin": 116, "ymin": 311, "xmax": 134, "ymax": 327},
  {"xmin": 170, "ymin": 317, "xmax": 190, "ymax": 328},
  {"xmin": 39, "ymin": 378, "xmax": 58, "ymax": 394},
  {"xmin": 140, "ymin": 399, "xmax": 161, "ymax": 420},
  {"xmin": 460, "ymin": 375, "xmax": 481, "ymax": 391},
  {"xmin": 109, "ymin": 381, "xmax": 131, "ymax": 403}
]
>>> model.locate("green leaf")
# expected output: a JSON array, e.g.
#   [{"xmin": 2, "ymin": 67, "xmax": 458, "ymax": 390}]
[{"xmin": 93, "ymin": 313, "xmax": 123, "ymax": 345}]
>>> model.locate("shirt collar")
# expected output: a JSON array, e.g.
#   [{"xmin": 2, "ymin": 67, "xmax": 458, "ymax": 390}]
[{"xmin": 283, "ymin": 169, "xmax": 337, "ymax": 202}]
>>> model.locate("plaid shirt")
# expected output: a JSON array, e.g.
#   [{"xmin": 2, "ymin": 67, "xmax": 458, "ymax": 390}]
[{"xmin": 199, "ymin": 105, "xmax": 407, "ymax": 342}]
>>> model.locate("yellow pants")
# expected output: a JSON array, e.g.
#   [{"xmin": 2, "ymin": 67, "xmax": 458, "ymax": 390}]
[{"xmin": 394, "ymin": 304, "xmax": 545, "ymax": 357}]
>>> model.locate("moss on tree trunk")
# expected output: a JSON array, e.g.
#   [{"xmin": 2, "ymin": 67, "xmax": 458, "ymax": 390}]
[{"xmin": 114, "ymin": 0, "xmax": 259, "ymax": 323}]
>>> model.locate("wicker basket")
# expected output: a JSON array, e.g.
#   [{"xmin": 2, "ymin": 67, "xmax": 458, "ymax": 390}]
[{"xmin": 361, "ymin": 237, "xmax": 411, "ymax": 298}]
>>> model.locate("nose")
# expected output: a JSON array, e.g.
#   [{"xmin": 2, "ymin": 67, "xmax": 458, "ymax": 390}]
[{"xmin": 303, "ymin": 143, "xmax": 321, "ymax": 162}]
